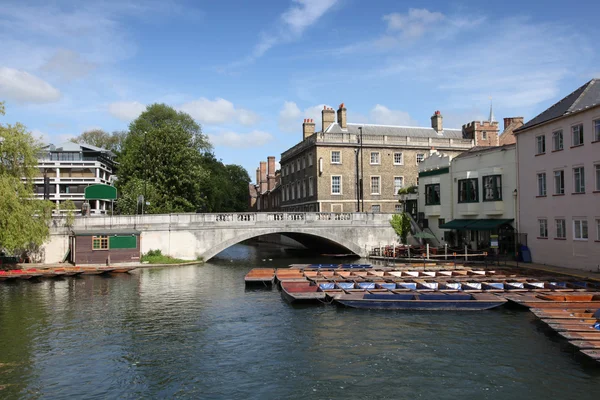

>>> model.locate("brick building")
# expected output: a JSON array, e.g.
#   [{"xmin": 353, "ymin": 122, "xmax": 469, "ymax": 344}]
[{"xmin": 249, "ymin": 156, "xmax": 281, "ymax": 211}]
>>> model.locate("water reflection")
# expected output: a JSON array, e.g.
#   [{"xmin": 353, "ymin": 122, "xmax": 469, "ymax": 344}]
[{"xmin": 1, "ymin": 243, "xmax": 599, "ymax": 399}]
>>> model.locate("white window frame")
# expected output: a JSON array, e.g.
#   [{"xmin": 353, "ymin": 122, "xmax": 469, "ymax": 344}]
[
  {"xmin": 552, "ymin": 130, "xmax": 563, "ymax": 151},
  {"xmin": 554, "ymin": 170, "xmax": 564, "ymax": 195},
  {"xmin": 330, "ymin": 150, "xmax": 341, "ymax": 164},
  {"xmin": 537, "ymin": 173, "xmax": 546, "ymax": 196},
  {"xmin": 573, "ymin": 219, "xmax": 588, "ymax": 240},
  {"xmin": 595, "ymin": 164, "xmax": 600, "ymax": 192},
  {"xmin": 308, "ymin": 176, "xmax": 314, "ymax": 196},
  {"xmin": 331, "ymin": 175, "xmax": 342, "ymax": 195},
  {"xmin": 393, "ymin": 176, "xmax": 404, "ymax": 194},
  {"xmin": 596, "ymin": 218, "xmax": 600, "ymax": 241},
  {"xmin": 572, "ymin": 124, "xmax": 584, "ymax": 146},
  {"xmin": 393, "ymin": 152, "xmax": 404, "ymax": 165},
  {"xmin": 370, "ymin": 152, "xmax": 380, "ymax": 165},
  {"xmin": 555, "ymin": 218, "xmax": 566, "ymax": 239},
  {"xmin": 395, "ymin": 204, "xmax": 402, "ymax": 213},
  {"xmin": 538, "ymin": 218, "xmax": 548, "ymax": 238},
  {"xmin": 573, "ymin": 167, "xmax": 585, "ymax": 193},
  {"xmin": 370, "ymin": 176, "xmax": 381, "ymax": 195},
  {"xmin": 594, "ymin": 119, "xmax": 600, "ymax": 142},
  {"xmin": 416, "ymin": 153, "xmax": 425, "ymax": 164},
  {"xmin": 535, "ymin": 135, "xmax": 545, "ymax": 154}
]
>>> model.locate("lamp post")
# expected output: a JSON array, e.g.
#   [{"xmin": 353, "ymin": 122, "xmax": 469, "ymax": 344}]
[
  {"xmin": 354, "ymin": 148, "xmax": 359, "ymax": 212},
  {"xmin": 143, "ymin": 130, "xmax": 147, "ymax": 215},
  {"xmin": 358, "ymin": 126, "xmax": 364, "ymax": 212}
]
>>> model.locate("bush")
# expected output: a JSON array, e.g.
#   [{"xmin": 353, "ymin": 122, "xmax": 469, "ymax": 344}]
[{"xmin": 145, "ymin": 249, "xmax": 162, "ymax": 257}]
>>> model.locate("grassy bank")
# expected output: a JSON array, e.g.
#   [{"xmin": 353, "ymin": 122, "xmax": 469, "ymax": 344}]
[{"xmin": 141, "ymin": 250, "xmax": 189, "ymax": 264}]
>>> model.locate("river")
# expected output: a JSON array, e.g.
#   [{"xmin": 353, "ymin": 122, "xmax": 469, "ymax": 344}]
[{"xmin": 1, "ymin": 243, "xmax": 599, "ymax": 399}]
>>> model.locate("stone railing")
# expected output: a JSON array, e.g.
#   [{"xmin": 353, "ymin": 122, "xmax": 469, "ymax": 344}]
[{"xmin": 62, "ymin": 212, "xmax": 395, "ymax": 231}]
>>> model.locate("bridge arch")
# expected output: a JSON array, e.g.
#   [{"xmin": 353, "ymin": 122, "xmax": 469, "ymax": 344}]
[{"xmin": 199, "ymin": 227, "xmax": 364, "ymax": 261}]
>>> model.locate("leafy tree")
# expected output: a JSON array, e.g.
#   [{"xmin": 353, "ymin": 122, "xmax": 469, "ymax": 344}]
[
  {"xmin": 0, "ymin": 102, "xmax": 54, "ymax": 255},
  {"xmin": 390, "ymin": 213, "xmax": 412, "ymax": 244},
  {"xmin": 198, "ymin": 153, "xmax": 251, "ymax": 212},
  {"xmin": 60, "ymin": 199, "xmax": 77, "ymax": 228},
  {"xmin": 117, "ymin": 104, "xmax": 211, "ymax": 214},
  {"xmin": 70, "ymin": 129, "xmax": 127, "ymax": 155},
  {"xmin": 116, "ymin": 177, "xmax": 162, "ymax": 215}
]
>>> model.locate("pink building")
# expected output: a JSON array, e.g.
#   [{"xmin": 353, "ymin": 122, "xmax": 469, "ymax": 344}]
[{"xmin": 514, "ymin": 79, "xmax": 600, "ymax": 270}]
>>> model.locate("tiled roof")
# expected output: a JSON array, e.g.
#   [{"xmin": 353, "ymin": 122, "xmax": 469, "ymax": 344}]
[
  {"xmin": 326, "ymin": 122, "xmax": 463, "ymax": 139},
  {"xmin": 514, "ymin": 79, "xmax": 600, "ymax": 133}
]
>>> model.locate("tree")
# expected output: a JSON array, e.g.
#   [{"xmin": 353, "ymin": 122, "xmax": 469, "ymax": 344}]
[
  {"xmin": 390, "ymin": 213, "xmax": 412, "ymax": 244},
  {"xmin": 117, "ymin": 104, "xmax": 212, "ymax": 214},
  {"xmin": 0, "ymin": 102, "xmax": 54, "ymax": 256},
  {"xmin": 60, "ymin": 199, "xmax": 77, "ymax": 228},
  {"xmin": 70, "ymin": 129, "xmax": 127, "ymax": 155},
  {"xmin": 198, "ymin": 153, "xmax": 251, "ymax": 212}
]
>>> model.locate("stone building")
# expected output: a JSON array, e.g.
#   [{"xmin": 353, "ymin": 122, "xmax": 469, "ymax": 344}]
[
  {"xmin": 499, "ymin": 117, "xmax": 524, "ymax": 145},
  {"xmin": 279, "ymin": 104, "xmax": 485, "ymax": 213},
  {"xmin": 249, "ymin": 156, "xmax": 281, "ymax": 211}
]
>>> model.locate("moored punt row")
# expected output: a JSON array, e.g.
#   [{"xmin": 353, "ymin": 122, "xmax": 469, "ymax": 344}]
[
  {"xmin": 332, "ymin": 292, "xmax": 507, "ymax": 310},
  {"xmin": 505, "ymin": 293, "xmax": 600, "ymax": 309},
  {"xmin": 0, "ymin": 266, "xmax": 136, "ymax": 281},
  {"xmin": 244, "ymin": 268, "xmax": 276, "ymax": 285}
]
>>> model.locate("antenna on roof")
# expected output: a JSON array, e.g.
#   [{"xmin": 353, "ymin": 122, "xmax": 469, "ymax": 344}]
[{"xmin": 489, "ymin": 96, "xmax": 495, "ymax": 123}]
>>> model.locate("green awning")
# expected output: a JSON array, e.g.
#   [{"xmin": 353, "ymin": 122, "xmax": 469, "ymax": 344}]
[
  {"xmin": 466, "ymin": 219, "xmax": 514, "ymax": 230},
  {"xmin": 439, "ymin": 219, "xmax": 475, "ymax": 230}
]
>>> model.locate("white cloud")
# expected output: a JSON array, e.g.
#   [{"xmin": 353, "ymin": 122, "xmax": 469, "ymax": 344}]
[
  {"xmin": 278, "ymin": 101, "xmax": 331, "ymax": 133},
  {"xmin": 369, "ymin": 104, "xmax": 419, "ymax": 126},
  {"xmin": 108, "ymin": 101, "xmax": 146, "ymax": 121},
  {"xmin": 30, "ymin": 129, "xmax": 51, "ymax": 144},
  {"xmin": 383, "ymin": 9, "xmax": 445, "ymax": 38},
  {"xmin": 179, "ymin": 97, "xmax": 259, "ymax": 126},
  {"xmin": 41, "ymin": 49, "xmax": 96, "ymax": 81},
  {"xmin": 0, "ymin": 67, "xmax": 61, "ymax": 103},
  {"xmin": 208, "ymin": 130, "xmax": 274, "ymax": 148}
]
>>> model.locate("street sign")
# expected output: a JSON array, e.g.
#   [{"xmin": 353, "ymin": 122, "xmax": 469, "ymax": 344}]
[{"xmin": 490, "ymin": 235, "xmax": 499, "ymax": 249}]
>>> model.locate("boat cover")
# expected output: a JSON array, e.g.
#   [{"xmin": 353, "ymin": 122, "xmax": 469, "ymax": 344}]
[
  {"xmin": 358, "ymin": 282, "xmax": 376, "ymax": 289},
  {"xmin": 336, "ymin": 282, "xmax": 355, "ymax": 289},
  {"xmin": 397, "ymin": 282, "xmax": 417, "ymax": 290},
  {"xmin": 319, "ymin": 283, "xmax": 336, "ymax": 290}
]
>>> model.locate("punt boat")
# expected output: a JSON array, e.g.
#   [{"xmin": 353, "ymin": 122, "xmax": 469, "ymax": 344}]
[
  {"xmin": 244, "ymin": 268, "xmax": 276, "ymax": 285},
  {"xmin": 280, "ymin": 281, "xmax": 326, "ymax": 303},
  {"xmin": 332, "ymin": 292, "xmax": 507, "ymax": 311},
  {"xmin": 507, "ymin": 293, "xmax": 600, "ymax": 308}
]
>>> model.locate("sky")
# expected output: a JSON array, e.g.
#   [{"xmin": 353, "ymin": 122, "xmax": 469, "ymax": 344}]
[{"xmin": 1, "ymin": 0, "xmax": 599, "ymax": 180}]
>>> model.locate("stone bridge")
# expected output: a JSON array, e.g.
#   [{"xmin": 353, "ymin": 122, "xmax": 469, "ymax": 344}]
[{"xmin": 44, "ymin": 212, "xmax": 398, "ymax": 262}]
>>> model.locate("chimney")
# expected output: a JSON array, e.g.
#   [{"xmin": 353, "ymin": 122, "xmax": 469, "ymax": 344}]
[
  {"xmin": 259, "ymin": 161, "xmax": 267, "ymax": 193},
  {"xmin": 302, "ymin": 118, "xmax": 315, "ymax": 141},
  {"xmin": 255, "ymin": 167, "xmax": 260, "ymax": 186},
  {"xmin": 322, "ymin": 106, "xmax": 335, "ymax": 132},
  {"xmin": 337, "ymin": 103, "xmax": 347, "ymax": 129},
  {"xmin": 267, "ymin": 156, "xmax": 276, "ymax": 191},
  {"xmin": 503, "ymin": 117, "xmax": 524, "ymax": 131},
  {"xmin": 431, "ymin": 110, "xmax": 443, "ymax": 133}
]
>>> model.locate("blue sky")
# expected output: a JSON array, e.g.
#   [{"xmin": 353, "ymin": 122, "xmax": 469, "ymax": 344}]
[{"xmin": 1, "ymin": 0, "xmax": 599, "ymax": 179}]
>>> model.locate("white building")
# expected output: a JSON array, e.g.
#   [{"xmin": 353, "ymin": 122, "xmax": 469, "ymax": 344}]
[
  {"xmin": 418, "ymin": 144, "xmax": 517, "ymax": 254},
  {"xmin": 514, "ymin": 79, "xmax": 600, "ymax": 270},
  {"xmin": 35, "ymin": 142, "xmax": 117, "ymax": 215}
]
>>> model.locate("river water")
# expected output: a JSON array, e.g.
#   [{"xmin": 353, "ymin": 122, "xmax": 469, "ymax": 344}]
[{"xmin": 1, "ymin": 243, "xmax": 599, "ymax": 399}]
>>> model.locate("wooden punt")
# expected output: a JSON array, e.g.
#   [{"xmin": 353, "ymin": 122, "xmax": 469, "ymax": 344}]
[
  {"xmin": 333, "ymin": 292, "xmax": 507, "ymax": 311},
  {"xmin": 244, "ymin": 268, "xmax": 275, "ymax": 285},
  {"xmin": 558, "ymin": 331, "xmax": 600, "ymax": 341},
  {"xmin": 275, "ymin": 269, "xmax": 305, "ymax": 282},
  {"xmin": 579, "ymin": 350, "xmax": 600, "ymax": 362},
  {"xmin": 520, "ymin": 293, "xmax": 600, "ymax": 309},
  {"xmin": 280, "ymin": 281, "xmax": 326, "ymax": 303},
  {"xmin": 545, "ymin": 322, "xmax": 600, "ymax": 332},
  {"xmin": 569, "ymin": 341, "xmax": 600, "ymax": 349},
  {"xmin": 109, "ymin": 266, "xmax": 137, "ymax": 273}
]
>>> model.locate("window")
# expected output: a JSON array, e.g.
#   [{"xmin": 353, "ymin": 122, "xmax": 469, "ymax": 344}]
[
  {"xmin": 439, "ymin": 218, "xmax": 446, "ymax": 226},
  {"xmin": 395, "ymin": 204, "xmax": 402, "ymax": 213},
  {"xmin": 573, "ymin": 167, "xmax": 585, "ymax": 193},
  {"xmin": 416, "ymin": 153, "xmax": 425, "ymax": 164},
  {"xmin": 537, "ymin": 173, "xmax": 546, "ymax": 196},
  {"xmin": 302, "ymin": 180, "xmax": 306, "ymax": 197},
  {"xmin": 282, "ymin": 188, "xmax": 286, "ymax": 201},
  {"xmin": 595, "ymin": 119, "xmax": 600, "ymax": 142},
  {"xmin": 555, "ymin": 219, "xmax": 566, "ymax": 239},
  {"xmin": 370, "ymin": 152, "xmax": 380, "ymax": 165},
  {"xmin": 308, "ymin": 176, "xmax": 314, "ymax": 196},
  {"xmin": 92, "ymin": 236, "xmax": 109, "ymax": 250},
  {"xmin": 291, "ymin": 163, "xmax": 295, "ymax": 173},
  {"xmin": 331, "ymin": 151, "xmax": 341, "ymax": 164},
  {"xmin": 538, "ymin": 219, "xmax": 548, "ymax": 238},
  {"xmin": 371, "ymin": 176, "xmax": 380, "ymax": 194},
  {"xmin": 552, "ymin": 130, "xmax": 563, "ymax": 151},
  {"xmin": 291, "ymin": 184, "xmax": 295, "ymax": 200},
  {"xmin": 483, "ymin": 175, "xmax": 502, "ymax": 201},
  {"xmin": 573, "ymin": 219, "xmax": 588, "ymax": 240},
  {"xmin": 297, "ymin": 182, "xmax": 301, "ymax": 198},
  {"xmin": 331, "ymin": 176, "xmax": 341, "ymax": 194},
  {"xmin": 372, "ymin": 205, "xmax": 381, "ymax": 213},
  {"xmin": 393, "ymin": 177, "xmax": 404, "ymax": 194},
  {"xmin": 536, "ymin": 135, "xmax": 545, "ymax": 154},
  {"xmin": 596, "ymin": 164, "xmax": 600, "ymax": 191},
  {"xmin": 482, "ymin": 131, "xmax": 487, "ymax": 140},
  {"xmin": 572, "ymin": 124, "xmax": 584, "ymax": 146},
  {"xmin": 308, "ymin": 152, "xmax": 313, "ymax": 166},
  {"xmin": 301, "ymin": 158, "xmax": 305, "ymax": 169},
  {"xmin": 425, "ymin": 184, "xmax": 441, "ymax": 205},
  {"xmin": 393, "ymin": 152, "xmax": 403, "ymax": 165},
  {"xmin": 554, "ymin": 170, "xmax": 564, "ymax": 195},
  {"xmin": 597, "ymin": 219, "xmax": 600, "ymax": 241},
  {"xmin": 296, "ymin": 159, "xmax": 301, "ymax": 171},
  {"xmin": 458, "ymin": 178, "xmax": 478, "ymax": 203}
]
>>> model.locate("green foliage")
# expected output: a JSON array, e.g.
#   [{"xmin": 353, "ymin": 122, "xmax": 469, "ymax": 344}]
[
  {"xmin": 70, "ymin": 129, "xmax": 127, "ymax": 156},
  {"xmin": 390, "ymin": 213, "xmax": 412, "ymax": 244},
  {"xmin": 397, "ymin": 185, "xmax": 418, "ymax": 195},
  {"xmin": 199, "ymin": 153, "xmax": 251, "ymax": 212},
  {"xmin": 141, "ymin": 249, "xmax": 187, "ymax": 264},
  {"xmin": 60, "ymin": 200, "xmax": 77, "ymax": 228},
  {"xmin": 116, "ymin": 104, "xmax": 212, "ymax": 214},
  {"xmin": 116, "ymin": 177, "xmax": 163, "ymax": 215},
  {"xmin": 0, "ymin": 103, "xmax": 53, "ymax": 254}
]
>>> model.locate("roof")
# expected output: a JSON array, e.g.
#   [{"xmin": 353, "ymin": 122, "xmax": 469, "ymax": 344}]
[
  {"xmin": 514, "ymin": 79, "xmax": 600, "ymax": 133},
  {"xmin": 325, "ymin": 122, "xmax": 463, "ymax": 139},
  {"xmin": 439, "ymin": 219, "xmax": 513, "ymax": 230},
  {"xmin": 453, "ymin": 144, "xmax": 515, "ymax": 160},
  {"xmin": 45, "ymin": 142, "xmax": 116, "ymax": 157},
  {"xmin": 73, "ymin": 229, "xmax": 140, "ymax": 236}
]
